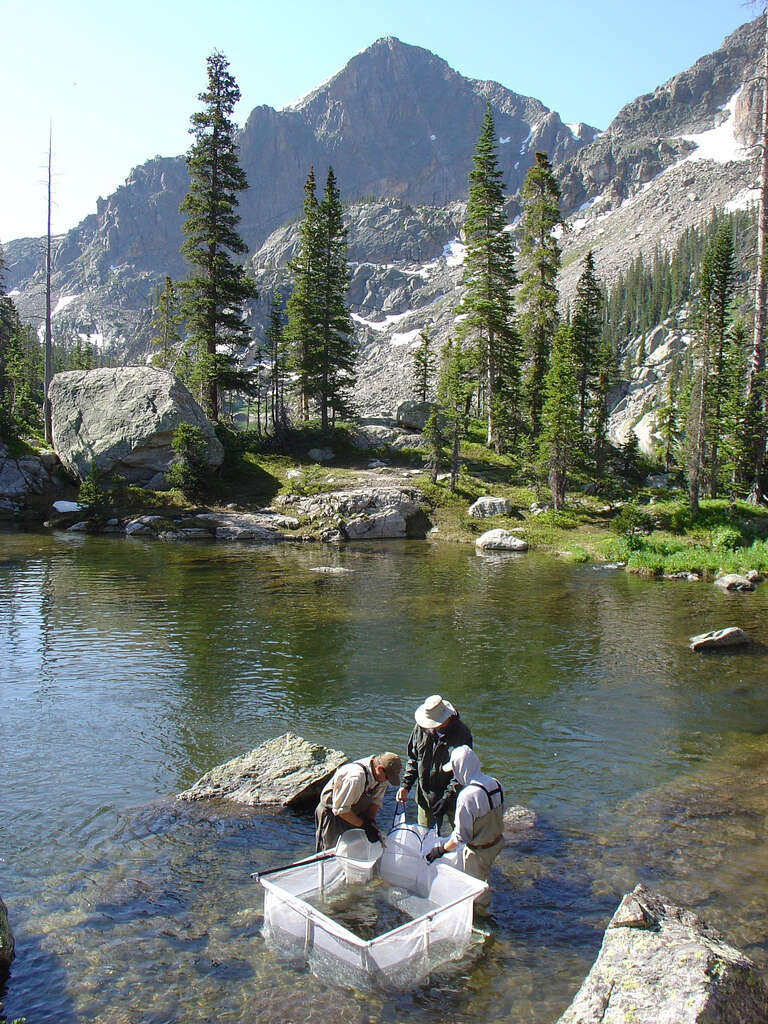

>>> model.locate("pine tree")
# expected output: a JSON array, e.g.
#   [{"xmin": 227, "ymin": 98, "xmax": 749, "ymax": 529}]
[
  {"xmin": 316, "ymin": 167, "xmax": 355, "ymax": 429},
  {"xmin": 539, "ymin": 324, "xmax": 579, "ymax": 509},
  {"xmin": 656, "ymin": 358, "xmax": 680, "ymax": 474},
  {"xmin": 518, "ymin": 151, "xmax": 563, "ymax": 437},
  {"xmin": 265, "ymin": 296, "xmax": 289, "ymax": 433},
  {"xmin": 412, "ymin": 325, "xmax": 436, "ymax": 404},
  {"xmin": 590, "ymin": 337, "xmax": 615, "ymax": 484},
  {"xmin": 703, "ymin": 222, "xmax": 734, "ymax": 496},
  {"xmin": 456, "ymin": 104, "xmax": 521, "ymax": 449},
  {"xmin": 571, "ymin": 250, "xmax": 603, "ymax": 434},
  {"xmin": 286, "ymin": 167, "xmax": 321, "ymax": 421},
  {"xmin": 437, "ymin": 339, "xmax": 474, "ymax": 492},
  {"xmin": 179, "ymin": 51, "xmax": 257, "ymax": 421},
  {"xmin": 149, "ymin": 276, "xmax": 184, "ymax": 371}
]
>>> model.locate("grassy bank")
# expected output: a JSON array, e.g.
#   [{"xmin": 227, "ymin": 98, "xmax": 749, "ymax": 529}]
[{"xmin": 37, "ymin": 419, "xmax": 768, "ymax": 578}]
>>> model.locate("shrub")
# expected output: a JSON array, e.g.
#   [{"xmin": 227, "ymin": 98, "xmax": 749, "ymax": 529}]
[
  {"xmin": 610, "ymin": 503, "xmax": 654, "ymax": 549},
  {"xmin": 711, "ymin": 525, "xmax": 744, "ymax": 551},
  {"xmin": 166, "ymin": 423, "xmax": 212, "ymax": 499}
]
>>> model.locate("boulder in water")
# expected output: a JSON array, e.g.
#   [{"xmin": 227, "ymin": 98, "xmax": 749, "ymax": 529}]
[
  {"xmin": 475, "ymin": 528, "xmax": 528, "ymax": 552},
  {"xmin": 177, "ymin": 732, "xmax": 348, "ymax": 809},
  {"xmin": 713, "ymin": 574, "xmax": 756, "ymax": 593},
  {"xmin": 0, "ymin": 896, "xmax": 14, "ymax": 975},
  {"xmin": 556, "ymin": 884, "xmax": 768, "ymax": 1024},
  {"xmin": 689, "ymin": 627, "xmax": 750, "ymax": 651}
]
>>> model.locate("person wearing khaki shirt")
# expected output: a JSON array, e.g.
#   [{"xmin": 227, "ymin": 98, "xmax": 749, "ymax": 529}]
[{"xmin": 315, "ymin": 753, "xmax": 402, "ymax": 851}]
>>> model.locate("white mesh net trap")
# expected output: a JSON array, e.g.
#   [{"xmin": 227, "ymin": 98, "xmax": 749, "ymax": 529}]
[{"xmin": 256, "ymin": 822, "xmax": 487, "ymax": 989}]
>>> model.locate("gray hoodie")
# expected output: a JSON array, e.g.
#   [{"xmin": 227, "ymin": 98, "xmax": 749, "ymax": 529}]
[{"xmin": 445, "ymin": 745, "xmax": 503, "ymax": 847}]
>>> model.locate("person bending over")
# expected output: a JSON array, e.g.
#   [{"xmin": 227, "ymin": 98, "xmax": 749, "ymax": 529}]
[{"xmin": 315, "ymin": 752, "xmax": 402, "ymax": 851}]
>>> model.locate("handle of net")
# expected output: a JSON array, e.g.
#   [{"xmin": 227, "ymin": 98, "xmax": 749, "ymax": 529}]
[
  {"xmin": 251, "ymin": 851, "xmax": 336, "ymax": 879},
  {"xmin": 390, "ymin": 798, "xmax": 408, "ymax": 830}
]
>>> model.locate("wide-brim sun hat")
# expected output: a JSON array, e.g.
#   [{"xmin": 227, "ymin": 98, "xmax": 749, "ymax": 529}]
[{"xmin": 414, "ymin": 694, "xmax": 456, "ymax": 730}]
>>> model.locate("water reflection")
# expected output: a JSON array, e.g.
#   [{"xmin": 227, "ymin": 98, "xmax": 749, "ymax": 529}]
[{"xmin": 1, "ymin": 531, "xmax": 767, "ymax": 1023}]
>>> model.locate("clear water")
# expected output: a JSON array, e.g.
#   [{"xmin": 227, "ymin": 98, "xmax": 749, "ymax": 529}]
[{"xmin": 1, "ymin": 530, "xmax": 767, "ymax": 1023}]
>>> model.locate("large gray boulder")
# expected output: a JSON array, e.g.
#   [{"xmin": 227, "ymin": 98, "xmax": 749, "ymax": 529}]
[
  {"xmin": 468, "ymin": 496, "xmax": 512, "ymax": 518},
  {"xmin": 0, "ymin": 896, "xmax": 14, "ymax": 974},
  {"xmin": 49, "ymin": 366, "xmax": 223, "ymax": 486},
  {"xmin": 177, "ymin": 733, "xmax": 348, "ymax": 810},
  {"xmin": 0, "ymin": 446, "xmax": 66, "ymax": 515},
  {"xmin": 475, "ymin": 528, "xmax": 528, "ymax": 552},
  {"xmin": 556, "ymin": 885, "xmax": 768, "ymax": 1024},
  {"xmin": 280, "ymin": 486, "xmax": 429, "ymax": 540},
  {"xmin": 396, "ymin": 401, "xmax": 439, "ymax": 432}
]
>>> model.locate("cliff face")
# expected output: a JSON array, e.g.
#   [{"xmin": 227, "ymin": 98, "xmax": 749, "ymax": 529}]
[{"xmin": 4, "ymin": 19, "xmax": 764, "ymax": 444}]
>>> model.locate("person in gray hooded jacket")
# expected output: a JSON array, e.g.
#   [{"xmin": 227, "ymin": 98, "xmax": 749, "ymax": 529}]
[{"xmin": 425, "ymin": 745, "xmax": 504, "ymax": 907}]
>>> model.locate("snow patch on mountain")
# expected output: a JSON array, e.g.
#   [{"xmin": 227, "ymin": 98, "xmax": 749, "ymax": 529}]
[
  {"xmin": 443, "ymin": 240, "xmax": 466, "ymax": 267},
  {"xmin": 391, "ymin": 328, "xmax": 422, "ymax": 347},
  {"xmin": 679, "ymin": 87, "xmax": 750, "ymax": 164},
  {"xmin": 725, "ymin": 186, "xmax": 761, "ymax": 212},
  {"xmin": 53, "ymin": 294, "xmax": 78, "ymax": 316},
  {"xmin": 352, "ymin": 310, "xmax": 414, "ymax": 332}
]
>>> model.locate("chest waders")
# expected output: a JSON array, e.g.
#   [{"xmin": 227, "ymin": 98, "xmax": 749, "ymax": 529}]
[
  {"xmin": 461, "ymin": 780, "xmax": 505, "ymax": 909},
  {"xmin": 315, "ymin": 761, "xmax": 376, "ymax": 852}
]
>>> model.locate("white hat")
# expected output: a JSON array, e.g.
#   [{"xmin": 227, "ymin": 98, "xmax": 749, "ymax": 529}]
[{"xmin": 414, "ymin": 694, "xmax": 456, "ymax": 730}]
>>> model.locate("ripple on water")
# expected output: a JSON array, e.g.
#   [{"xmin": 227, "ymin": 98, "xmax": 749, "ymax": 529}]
[{"xmin": 1, "ymin": 533, "xmax": 767, "ymax": 1022}]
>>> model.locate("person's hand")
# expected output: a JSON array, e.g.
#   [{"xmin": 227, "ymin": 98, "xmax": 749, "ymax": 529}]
[
  {"xmin": 425, "ymin": 843, "xmax": 445, "ymax": 863},
  {"xmin": 396, "ymin": 787, "xmax": 409, "ymax": 804},
  {"xmin": 363, "ymin": 821, "xmax": 382, "ymax": 844},
  {"xmin": 431, "ymin": 796, "xmax": 447, "ymax": 819}
]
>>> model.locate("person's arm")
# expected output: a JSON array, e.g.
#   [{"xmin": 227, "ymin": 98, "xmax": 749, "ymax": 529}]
[
  {"xmin": 439, "ymin": 723, "xmax": 474, "ymax": 807},
  {"xmin": 398, "ymin": 728, "xmax": 419, "ymax": 802},
  {"xmin": 331, "ymin": 767, "xmax": 366, "ymax": 824},
  {"xmin": 426, "ymin": 792, "xmax": 473, "ymax": 861}
]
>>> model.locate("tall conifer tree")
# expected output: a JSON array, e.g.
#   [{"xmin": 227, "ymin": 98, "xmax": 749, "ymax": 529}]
[
  {"xmin": 180, "ymin": 51, "xmax": 256, "ymax": 420},
  {"xmin": 518, "ymin": 151, "xmax": 563, "ymax": 437},
  {"xmin": 571, "ymin": 250, "xmax": 603, "ymax": 434},
  {"xmin": 703, "ymin": 222, "xmax": 734, "ymax": 496},
  {"xmin": 316, "ymin": 168, "xmax": 355, "ymax": 429},
  {"xmin": 286, "ymin": 168, "xmax": 321, "ymax": 421},
  {"xmin": 539, "ymin": 324, "xmax": 579, "ymax": 510},
  {"xmin": 456, "ymin": 104, "xmax": 520, "ymax": 450}
]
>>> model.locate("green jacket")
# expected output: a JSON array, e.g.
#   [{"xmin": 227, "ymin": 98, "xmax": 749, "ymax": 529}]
[{"xmin": 402, "ymin": 716, "xmax": 473, "ymax": 816}]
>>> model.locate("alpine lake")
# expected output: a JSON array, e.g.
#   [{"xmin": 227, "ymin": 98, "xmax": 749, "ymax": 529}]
[{"xmin": 1, "ymin": 528, "xmax": 767, "ymax": 1024}]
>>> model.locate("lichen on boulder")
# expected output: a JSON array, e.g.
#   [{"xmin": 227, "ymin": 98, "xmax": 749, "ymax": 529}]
[
  {"xmin": 177, "ymin": 733, "xmax": 348, "ymax": 810},
  {"xmin": 556, "ymin": 884, "xmax": 768, "ymax": 1024}
]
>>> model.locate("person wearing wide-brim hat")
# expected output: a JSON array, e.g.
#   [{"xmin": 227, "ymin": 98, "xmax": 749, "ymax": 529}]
[{"xmin": 396, "ymin": 695, "xmax": 473, "ymax": 831}]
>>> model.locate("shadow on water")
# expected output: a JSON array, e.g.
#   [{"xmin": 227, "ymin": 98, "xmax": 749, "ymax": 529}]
[{"xmin": 1, "ymin": 935, "xmax": 79, "ymax": 1024}]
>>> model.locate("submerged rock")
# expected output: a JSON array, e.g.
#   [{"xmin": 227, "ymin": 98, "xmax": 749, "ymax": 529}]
[
  {"xmin": 475, "ymin": 529, "xmax": 528, "ymax": 552},
  {"xmin": 557, "ymin": 884, "xmax": 768, "ymax": 1024},
  {"xmin": 689, "ymin": 627, "xmax": 750, "ymax": 651},
  {"xmin": 503, "ymin": 805, "xmax": 538, "ymax": 833},
  {"xmin": 714, "ymin": 573, "xmax": 756, "ymax": 593},
  {"xmin": 177, "ymin": 733, "xmax": 348, "ymax": 810},
  {"xmin": 0, "ymin": 896, "xmax": 14, "ymax": 974}
]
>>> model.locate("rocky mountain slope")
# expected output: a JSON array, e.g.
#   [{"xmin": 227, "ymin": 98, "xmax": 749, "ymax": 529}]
[{"xmin": 4, "ymin": 18, "xmax": 765, "ymax": 450}]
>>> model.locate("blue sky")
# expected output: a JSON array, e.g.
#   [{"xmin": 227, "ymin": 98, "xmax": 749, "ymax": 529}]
[{"xmin": 0, "ymin": 0, "xmax": 755, "ymax": 243}]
